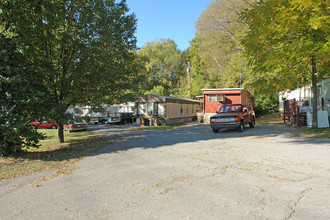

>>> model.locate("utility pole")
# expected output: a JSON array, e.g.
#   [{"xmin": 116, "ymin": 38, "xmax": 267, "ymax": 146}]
[
  {"xmin": 187, "ymin": 62, "xmax": 192, "ymax": 99},
  {"xmin": 239, "ymin": 52, "xmax": 242, "ymax": 88}
]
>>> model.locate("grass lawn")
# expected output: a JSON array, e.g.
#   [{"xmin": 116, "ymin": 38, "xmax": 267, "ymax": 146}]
[
  {"xmin": 256, "ymin": 113, "xmax": 330, "ymax": 139},
  {"xmin": 296, "ymin": 127, "xmax": 330, "ymax": 139},
  {"xmin": 0, "ymin": 129, "xmax": 111, "ymax": 181}
]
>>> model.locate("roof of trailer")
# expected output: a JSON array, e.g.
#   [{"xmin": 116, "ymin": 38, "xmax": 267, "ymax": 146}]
[{"xmin": 136, "ymin": 94, "xmax": 200, "ymax": 103}]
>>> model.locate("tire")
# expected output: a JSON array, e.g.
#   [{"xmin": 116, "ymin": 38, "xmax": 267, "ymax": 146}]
[
  {"xmin": 238, "ymin": 120, "xmax": 244, "ymax": 132},
  {"xmin": 51, "ymin": 125, "xmax": 57, "ymax": 129},
  {"xmin": 212, "ymin": 128, "xmax": 218, "ymax": 133},
  {"xmin": 249, "ymin": 118, "xmax": 255, "ymax": 128}
]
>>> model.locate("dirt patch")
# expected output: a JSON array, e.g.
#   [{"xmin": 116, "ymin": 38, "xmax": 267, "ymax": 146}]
[{"xmin": 256, "ymin": 113, "xmax": 283, "ymax": 124}]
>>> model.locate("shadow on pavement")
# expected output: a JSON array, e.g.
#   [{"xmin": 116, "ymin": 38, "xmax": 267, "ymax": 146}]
[{"xmin": 92, "ymin": 123, "xmax": 330, "ymax": 156}]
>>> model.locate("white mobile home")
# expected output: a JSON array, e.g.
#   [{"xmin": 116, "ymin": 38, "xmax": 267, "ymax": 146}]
[
  {"xmin": 136, "ymin": 94, "xmax": 200, "ymax": 125},
  {"xmin": 279, "ymin": 78, "xmax": 330, "ymax": 114},
  {"xmin": 279, "ymin": 77, "xmax": 330, "ymax": 127}
]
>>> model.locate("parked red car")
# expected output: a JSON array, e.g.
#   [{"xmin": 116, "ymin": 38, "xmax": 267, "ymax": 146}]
[
  {"xmin": 64, "ymin": 122, "xmax": 87, "ymax": 132},
  {"xmin": 29, "ymin": 121, "xmax": 58, "ymax": 129}
]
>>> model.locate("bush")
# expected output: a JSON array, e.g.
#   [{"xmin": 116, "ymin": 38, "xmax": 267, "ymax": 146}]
[
  {"xmin": 254, "ymin": 93, "xmax": 279, "ymax": 116},
  {"xmin": 0, "ymin": 112, "xmax": 45, "ymax": 156}
]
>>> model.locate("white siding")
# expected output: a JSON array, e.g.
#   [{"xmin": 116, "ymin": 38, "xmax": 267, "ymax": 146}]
[
  {"xmin": 138, "ymin": 103, "xmax": 146, "ymax": 115},
  {"xmin": 158, "ymin": 103, "xmax": 165, "ymax": 115}
]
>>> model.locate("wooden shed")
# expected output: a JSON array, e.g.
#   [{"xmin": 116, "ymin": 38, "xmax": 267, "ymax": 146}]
[
  {"xmin": 136, "ymin": 94, "xmax": 200, "ymax": 125},
  {"xmin": 202, "ymin": 88, "xmax": 254, "ymax": 122}
]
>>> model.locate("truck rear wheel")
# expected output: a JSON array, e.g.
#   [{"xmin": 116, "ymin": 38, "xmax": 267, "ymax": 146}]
[
  {"xmin": 249, "ymin": 118, "xmax": 255, "ymax": 128},
  {"xmin": 238, "ymin": 120, "xmax": 244, "ymax": 132},
  {"xmin": 212, "ymin": 128, "xmax": 218, "ymax": 133}
]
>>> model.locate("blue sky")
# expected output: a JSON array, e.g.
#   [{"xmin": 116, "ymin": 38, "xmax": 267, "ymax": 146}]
[{"xmin": 125, "ymin": 0, "xmax": 213, "ymax": 51}]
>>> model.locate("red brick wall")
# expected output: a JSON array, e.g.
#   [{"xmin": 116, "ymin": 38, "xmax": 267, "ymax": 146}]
[
  {"xmin": 202, "ymin": 90, "xmax": 254, "ymax": 113},
  {"xmin": 205, "ymin": 95, "xmax": 241, "ymax": 113},
  {"xmin": 203, "ymin": 90, "xmax": 242, "ymax": 113},
  {"xmin": 241, "ymin": 90, "xmax": 254, "ymax": 111}
]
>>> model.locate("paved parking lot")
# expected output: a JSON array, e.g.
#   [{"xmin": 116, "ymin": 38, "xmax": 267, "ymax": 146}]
[{"xmin": 1, "ymin": 123, "xmax": 329, "ymax": 219}]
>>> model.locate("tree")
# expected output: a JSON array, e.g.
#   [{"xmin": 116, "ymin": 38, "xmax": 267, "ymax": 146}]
[
  {"xmin": 174, "ymin": 38, "xmax": 208, "ymax": 99},
  {"xmin": 137, "ymin": 39, "xmax": 184, "ymax": 96},
  {"xmin": 242, "ymin": 0, "xmax": 330, "ymax": 128},
  {"xmin": 144, "ymin": 85, "xmax": 166, "ymax": 96},
  {"xmin": 1, "ymin": 0, "xmax": 138, "ymax": 143},
  {"xmin": 195, "ymin": 0, "xmax": 255, "ymax": 88},
  {"xmin": 0, "ymin": 30, "xmax": 46, "ymax": 156}
]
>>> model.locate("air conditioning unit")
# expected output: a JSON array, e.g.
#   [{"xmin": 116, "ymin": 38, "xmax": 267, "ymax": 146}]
[{"xmin": 217, "ymin": 95, "xmax": 225, "ymax": 102}]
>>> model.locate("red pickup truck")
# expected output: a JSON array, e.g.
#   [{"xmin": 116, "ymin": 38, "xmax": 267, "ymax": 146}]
[{"xmin": 210, "ymin": 104, "xmax": 255, "ymax": 132}]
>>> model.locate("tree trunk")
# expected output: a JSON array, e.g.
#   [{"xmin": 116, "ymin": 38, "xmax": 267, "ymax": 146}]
[
  {"xmin": 311, "ymin": 57, "xmax": 318, "ymax": 129},
  {"xmin": 58, "ymin": 121, "xmax": 65, "ymax": 143}
]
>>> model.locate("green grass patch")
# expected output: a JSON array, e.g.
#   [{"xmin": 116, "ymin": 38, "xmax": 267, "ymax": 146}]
[
  {"xmin": 0, "ymin": 129, "xmax": 112, "ymax": 181},
  {"xmin": 256, "ymin": 114, "xmax": 330, "ymax": 139},
  {"xmin": 296, "ymin": 127, "xmax": 330, "ymax": 139},
  {"xmin": 28, "ymin": 129, "xmax": 97, "ymax": 150}
]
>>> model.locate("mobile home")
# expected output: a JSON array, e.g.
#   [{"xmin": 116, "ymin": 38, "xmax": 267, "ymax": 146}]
[
  {"xmin": 202, "ymin": 88, "xmax": 254, "ymax": 123},
  {"xmin": 136, "ymin": 94, "xmax": 200, "ymax": 125}
]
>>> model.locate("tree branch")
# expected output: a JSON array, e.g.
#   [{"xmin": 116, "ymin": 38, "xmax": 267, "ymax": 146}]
[{"xmin": 213, "ymin": 56, "xmax": 223, "ymax": 68}]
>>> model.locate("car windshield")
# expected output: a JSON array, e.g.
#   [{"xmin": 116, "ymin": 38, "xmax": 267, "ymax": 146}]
[{"xmin": 219, "ymin": 105, "xmax": 242, "ymax": 113}]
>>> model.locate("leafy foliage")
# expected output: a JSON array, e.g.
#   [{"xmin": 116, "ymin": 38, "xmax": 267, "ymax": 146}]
[
  {"xmin": 195, "ymin": 0, "xmax": 255, "ymax": 89},
  {"xmin": 241, "ymin": 0, "xmax": 329, "ymax": 92},
  {"xmin": 254, "ymin": 93, "xmax": 279, "ymax": 116},
  {"xmin": 1, "ymin": 0, "xmax": 139, "ymax": 144},
  {"xmin": 144, "ymin": 85, "xmax": 166, "ymax": 96},
  {"xmin": 241, "ymin": 0, "xmax": 329, "ymax": 127},
  {"xmin": 0, "ymin": 33, "xmax": 46, "ymax": 156},
  {"xmin": 174, "ymin": 38, "xmax": 208, "ymax": 99},
  {"xmin": 137, "ymin": 39, "xmax": 184, "ymax": 96}
]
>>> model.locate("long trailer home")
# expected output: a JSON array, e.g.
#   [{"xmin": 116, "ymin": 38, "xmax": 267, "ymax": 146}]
[
  {"xmin": 279, "ymin": 77, "xmax": 330, "ymax": 127},
  {"xmin": 136, "ymin": 94, "xmax": 200, "ymax": 126}
]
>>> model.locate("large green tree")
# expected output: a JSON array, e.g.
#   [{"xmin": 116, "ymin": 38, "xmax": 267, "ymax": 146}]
[
  {"xmin": 0, "ymin": 34, "xmax": 46, "ymax": 156},
  {"xmin": 1, "ymin": 0, "xmax": 138, "ymax": 143},
  {"xmin": 174, "ymin": 38, "xmax": 208, "ymax": 99},
  {"xmin": 195, "ymin": 0, "xmax": 255, "ymax": 88},
  {"xmin": 242, "ymin": 0, "xmax": 329, "ymax": 127},
  {"xmin": 137, "ymin": 39, "xmax": 184, "ymax": 96}
]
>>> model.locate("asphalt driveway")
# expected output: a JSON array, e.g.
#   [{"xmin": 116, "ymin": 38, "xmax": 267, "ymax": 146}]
[{"xmin": 1, "ymin": 123, "xmax": 329, "ymax": 219}]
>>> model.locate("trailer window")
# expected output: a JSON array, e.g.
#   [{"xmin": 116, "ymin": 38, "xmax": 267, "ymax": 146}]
[
  {"xmin": 147, "ymin": 102, "xmax": 153, "ymax": 114},
  {"xmin": 208, "ymin": 95, "xmax": 225, "ymax": 102},
  {"xmin": 147, "ymin": 102, "xmax": 158, "ymax": 115},
  {"xmin": 208, "ymin": 95, "xmax": 217, "ymax": 102}
]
